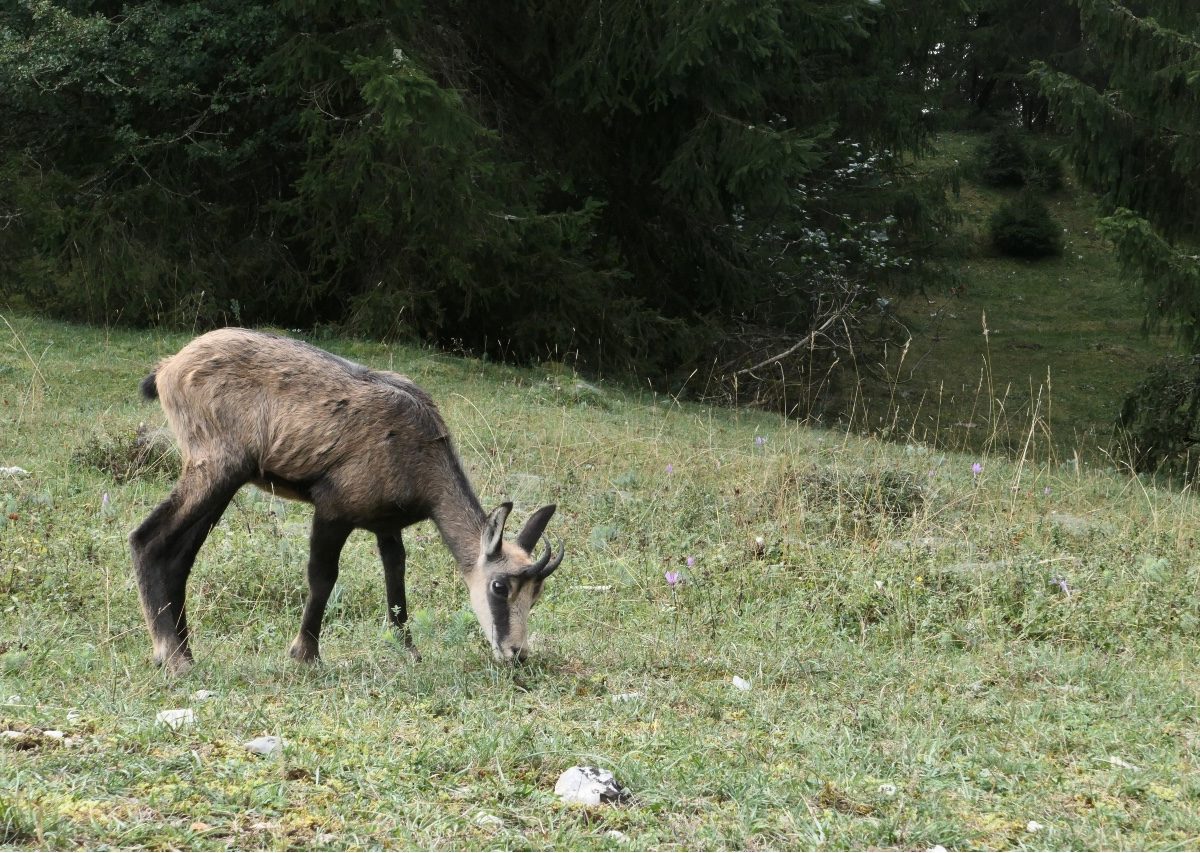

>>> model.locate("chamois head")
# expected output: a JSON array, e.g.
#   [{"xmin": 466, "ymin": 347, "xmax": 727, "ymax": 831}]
[{"xmin": 466, "ymin": 502, "xmax": 563, "ymax": 662}]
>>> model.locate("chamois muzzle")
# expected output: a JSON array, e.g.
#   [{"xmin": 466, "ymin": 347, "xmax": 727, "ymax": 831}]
[{"xmin": 521, "ymin": 538, "xmax": 564, "ymax": 580}]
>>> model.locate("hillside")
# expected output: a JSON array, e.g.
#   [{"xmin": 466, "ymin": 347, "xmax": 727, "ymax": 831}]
[
  {"xmin": 1, "ymin": 313, "xmax": 1198, "ymax": 849},
  {"xmin": 876, "ymin": 133, "xmax": 1179, "ymax": 462}
]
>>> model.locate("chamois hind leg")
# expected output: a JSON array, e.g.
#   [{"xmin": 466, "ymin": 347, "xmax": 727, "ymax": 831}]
[
  {"xmin": 288, "ymin": 516, "xmax": 353, "ymax": 663},
  {"xmin": 378, "ymin": 533, "xmax": 420, "ymax": 661},
  {"xmin": 130, "ymin": 468, "xmax": 244, "ymax": 674}
]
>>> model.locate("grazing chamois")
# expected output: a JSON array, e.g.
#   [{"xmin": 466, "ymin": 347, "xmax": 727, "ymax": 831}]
[{"xmin": 129, "ymin": 329, "xmax": 563, "ymax": 674}]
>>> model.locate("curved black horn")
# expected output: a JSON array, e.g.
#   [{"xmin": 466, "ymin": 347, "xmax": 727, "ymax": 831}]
[
  {"xmin": 540, "ymin": 538, "xmax": 564, "ymax": 578},
  {"xmin": 521, "ymin": 540, "xmax": 553, "ymax": 579}
]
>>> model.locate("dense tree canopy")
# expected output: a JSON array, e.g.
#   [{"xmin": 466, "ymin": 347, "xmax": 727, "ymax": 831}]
[
  {"xmin": 0, "ymin": 0, "xmax": 958, "ymax": 382},
  {"xmin": 2, "ymin": 0, "xmax": 1196, "ymax": 399}
]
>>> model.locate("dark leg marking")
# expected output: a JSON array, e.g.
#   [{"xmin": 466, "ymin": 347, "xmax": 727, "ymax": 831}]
[
  {"xmin": 288, "ymin": 517, "xmax": 353, "ymax": 663},
  {"xmin": 378, "ymin": 533, "xmax": 420, "ymax": 660},
  {"xmin": 130, "ymin": 470, "xmax": 244, "ymax": 673}
]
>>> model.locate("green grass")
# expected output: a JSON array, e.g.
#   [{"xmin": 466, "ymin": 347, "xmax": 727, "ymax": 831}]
[
  {"xmin": 2, "ymin": 313, "xmax": 1200, "ymax": 850},
  {"xmin": 879, "ymin": 132, "xmax": 1180, "ymax": 461}
]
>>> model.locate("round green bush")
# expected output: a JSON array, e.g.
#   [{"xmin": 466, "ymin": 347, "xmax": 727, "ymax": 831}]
[
  {"xmin": 989, "ymin": 193, "xmax": 1063, "ymax": 258},
  {"xmin": 1026, "ymin": 144, "xmax": 1066, "ymax": 192},
  {"xmin": 978, "ymin": 127, "xmax": 1030, "ymax": 187}
]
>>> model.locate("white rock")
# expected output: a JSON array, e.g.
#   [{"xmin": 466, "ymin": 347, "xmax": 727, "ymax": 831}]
[
  {"xmin": 1104, "ymin": 755, "xmax": 1141, "ymax": 771},
  {"xmin": 610, "ymin": 692, "xmax": 642, "ymax": 702},
  {"xmin": 605, "ymin": 829, "xmax": 630, "ymax": 842},
  {"xmin": 554, "ymin": 765, "xmax": 630, "ymax": 806},
  {"xmin": 191, "ymin": 689, "xmax": 218, "ymax": 701},
  {"xmin": 0, "ymin": 466, "xmax": 29, "ymax": 476},
  {"xmin": 1, "ymin": 730, "xmax": 23, "ymax": 739},
  {"xmin": 731, "ymin": 676, "xmax": 752, "ymax": 691},
  {"xmin": 43, "ymin": 730, "xmax": 64, "ymax": 739},
  {"xmin": 244, "ymin": 735, "xmax": 283, "ymax": 756},
  {"xmin": 1027, "ymin": 820, "xmax": 1045, "ymax": 832},
  {"xmin": 474, "ymin": 812, "xmax": 503, "ymax": 828},
  {"xmin": 877, "ymin": 783, "xmax": 897, "ymax": 797},
  {"xmin": 927, "ymin": 846, "xmax": 948, "ymax": 853},
  {"xmin": 66, "ymin": 710, "xmax": 81, "ymax": 723},
  {"xmin": 155, "ymin": 708, "xmax": 195, "ymax": 730}
]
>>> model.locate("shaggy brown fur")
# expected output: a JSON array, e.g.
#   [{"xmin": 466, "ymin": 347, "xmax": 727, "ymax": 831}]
[{"xmin": 129, "ymin": 329, "xmax": 562, "ymax": 674}]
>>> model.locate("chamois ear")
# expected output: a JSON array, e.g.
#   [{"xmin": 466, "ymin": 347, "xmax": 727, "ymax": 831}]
[
  {"xmin": 481, "ymin": 502, "xmax": 513, "ymax": 559},
  {"xmin": 515, "ymin": 504, "xmax": 557, "ymax": 554}
]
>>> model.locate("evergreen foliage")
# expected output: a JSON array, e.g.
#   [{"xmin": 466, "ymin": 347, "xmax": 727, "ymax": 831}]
[
  {"xmin": 1031, "ymin": 0, "xmax": 1200, "ymax": 348},
  {"xmin": 1117, "ymin": 355, "xmax": 1200, "ymax": 482},
  {"xmin": 978, "ymin": 127, "xmax": 1030, "ymax": 186},
  {"xmin": 989, "ymin": 192, "xmax": 1063, "ymax": 258},
  {"xmin": 0, "ymin": 0, "xmax": 961, "ymax": 384}
]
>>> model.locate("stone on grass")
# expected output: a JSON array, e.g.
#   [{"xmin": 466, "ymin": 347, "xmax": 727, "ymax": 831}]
[
  {"xmin": 731, "ymin": 676, "xmax": 751, "ymax": 691},
  {"xmin": 244, "ymin": 735, "xmax": 283, "ymax": 756},
  {"xmin": 0, "ymin": 466, "xmax": 29, "ymax": 476},
  {"xmin": 554, "ymin": 766, "xmax": 630, "ymax": 806},
  {"xmin": 155, "ymin": 708, "xmax": 196, "ymax": 730},
  {"xmin": 610, "ymin": 692, "xmax": 642, "ymax": 702},
  {"xmin": 1026, "ymin": 820, "xmax": 1045, "ymax": 833},
  {"xmin": 604, "ymin": 829, "xmax": 630, "ymax": 843},
  {"xmin": 43, "ymin": 730, "xmax": 64, "ymax": 739},
  {"xmin": 191, "ymin": 689, "xmax": 219, "ymax": 701}
]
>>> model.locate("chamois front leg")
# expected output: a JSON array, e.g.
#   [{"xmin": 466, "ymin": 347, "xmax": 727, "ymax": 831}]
[
  {"xmin": 378, "ymin": 533, "xmax": 420, "ymax": 661},
  {"xmin": 288, "ymin": 517, "xmax": 352, "ymax": 663},
  {"xmin": 130, "ymin": 470, "xmax": 242, "ymax": 675}
]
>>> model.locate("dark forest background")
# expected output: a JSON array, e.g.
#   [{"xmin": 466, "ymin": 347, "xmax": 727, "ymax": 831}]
[{"xmin": 2, "ymin": 0, "xmax": 1198, "ymax": 468}]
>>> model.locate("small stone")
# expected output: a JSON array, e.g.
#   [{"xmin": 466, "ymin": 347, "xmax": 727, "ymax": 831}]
[
  {"xmin": 610, "ymin": 692, "xmax": 642, "ymax": 702},
  {"xmin": 1027, "ymin": 820, "xmax": 1044, "ymax": 833},
  {"xmin": 244, "ymin": 735, "xmax": 283, "ymax": 756},
  {"xmin": 0, "ymin": 467, "xmax": 29, "ymax": 476},
  {"xmin": 191, "ymin": 689, "xmax": 218, "ymax": 701},
  {"xmin": 43, "ymin": 730, "xmax": 64, "ymax": 739},
  {"xmin": 474, "ymin": 812, "xmax": 503, "ymax": 828},
  {"xmin": 1, "ymin": 730, "xmax": 22, "ymax": 739},
  {"xmin": 877, "ymin": 783, "xmax": 897, "ymax": 797},
  {"xmin": 554, "ymin": 765, "xmax": 630, "ymax": 806},
  {"xmin": 927, "ymin": 846, "xmax": 948, "ymax": 853},
  {"xmin": 731, "ymin": 676, "xmax": 751, "ymax": 691},
  {"xmin": 605, "ymin": 829, "xmax": 630, "ymax": 842},
  {"xmin": 155, "ymin": 708, "xmax": 196, "ymax": 730}
]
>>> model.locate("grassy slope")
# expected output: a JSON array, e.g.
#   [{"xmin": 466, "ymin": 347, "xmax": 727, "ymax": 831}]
[
  {"xmin": 1, "ymin": 313, "xmax": 1199, "ymax": 850},
  {"xmin": 882, "ymin": 133, "xmax": 1179, "ymax": 461}
]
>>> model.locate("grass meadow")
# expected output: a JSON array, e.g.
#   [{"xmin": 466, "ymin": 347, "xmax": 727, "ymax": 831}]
[{"xmin": 2, "ymin": 312, "xmax": 1199, "ymax": 850}]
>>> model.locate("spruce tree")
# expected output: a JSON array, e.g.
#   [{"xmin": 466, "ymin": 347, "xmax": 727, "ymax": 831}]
[{"xmin": 1032, "ymin": 1, "xmax": 1200, "ymax": 347}]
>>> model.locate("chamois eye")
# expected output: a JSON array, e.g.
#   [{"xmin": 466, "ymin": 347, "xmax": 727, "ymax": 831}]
[{"xmin": 490, "ymin": 579, "xmax": 509, "ymax": 597}]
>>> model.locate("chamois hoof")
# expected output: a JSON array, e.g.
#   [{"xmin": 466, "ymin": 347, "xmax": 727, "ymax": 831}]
[
  {"xmin": 154, "ymin": 653, "xmax": 194, "ymax": 677},
  {"xmin": 287, "ymin": 638, "xmax": 320, "ymax": 664}
]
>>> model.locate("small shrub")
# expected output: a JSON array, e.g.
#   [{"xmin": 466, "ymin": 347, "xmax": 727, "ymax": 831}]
[
  {"xmin": 989, "ymin": 192, "xmax": 1063, "ymax": 258},
  {"xmin": 786, "ymin": 466, "xmax": 926, "ymax": 532},
  {"xmin": 1115, "ymin": 356, "xmax": 1200, "ymax": 482},
  {"xmin": 73, "ymin": 424, "xmax": 180, "ymax": 482},
  {"xmin": 1026, "ymin": 144, "xmax": 1066, "ymax": 192},
  {"xmin": 978, "ymin": 127, "xmax": 1030, "ymax": 187}
]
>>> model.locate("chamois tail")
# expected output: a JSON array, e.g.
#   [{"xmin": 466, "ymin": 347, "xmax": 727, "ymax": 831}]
[{"xmin": 139, "ymin": 371, "xmax": 159, "ymax": 401}]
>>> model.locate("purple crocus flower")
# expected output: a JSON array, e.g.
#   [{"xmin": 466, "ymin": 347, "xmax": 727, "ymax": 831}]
[
  {"xmin": 755, "ymin": 435, "xmax": 767, "ymax": 447},
  {"xmin": 971, "ymin": 462, "xmax": 983, "ymax": 476},
  {"xmin": 665, "ymin": 464, "xmax": 673, "ymax": 474},
  {"xmin": 665, "ymin": 571, "xmax": 681, "ymax": 587},
  {"xmin": 685, "ymin": 556, "xmax": 695, "ymax": 568}
]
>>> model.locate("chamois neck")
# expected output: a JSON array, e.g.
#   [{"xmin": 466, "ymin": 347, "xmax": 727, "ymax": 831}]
[{"xmin": 430, "ymin": 456, "xmax": 487, "ymax": 570}]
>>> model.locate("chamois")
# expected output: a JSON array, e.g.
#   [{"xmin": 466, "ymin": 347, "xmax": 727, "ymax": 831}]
[{"xmin": 129, "ymin": 328, "xmax": 563, "ymax": 674}]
